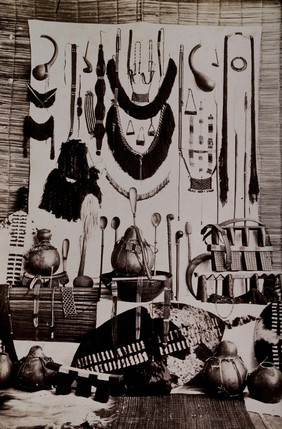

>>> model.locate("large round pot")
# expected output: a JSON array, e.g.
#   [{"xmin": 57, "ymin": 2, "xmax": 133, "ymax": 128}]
[
  {"xmin": 111, "ymin": 225, "xmax": 154, "ymax": 276},
  {"xmin": 25, "ymin": 229, "xmax": 60, "ymax": 276},
  {"xmin": 203, "ymin": 340, "xmax": 247, "ymax": 397},
  {"xmin": 247, "ymin": 361, "xmax": 282, "ymax": 403}
]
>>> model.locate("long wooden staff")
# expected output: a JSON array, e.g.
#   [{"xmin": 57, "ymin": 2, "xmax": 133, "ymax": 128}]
[
  {"xmin": 129, "ymin": 187, "xmax": 142, "ymax": 340},
  {"xmin": 99, "ymin": 216, "xmax": 108, "ymax": 289},
  {"xmin": 175, "ymin": 230, "xmax": 184, "ymax": 300},
  {"xmin": 166, "ymin": 213, "xmax": 174, "ymax": 298},
  {"xmin": 177, "ymin": 45, "xmax": 184, "ymax": 221},
  {"xmin": 185, "ymin": 222, "xmax": 192, "ymax": 264}
]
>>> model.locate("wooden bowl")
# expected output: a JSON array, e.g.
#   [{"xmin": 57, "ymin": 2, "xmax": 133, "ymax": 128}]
[{"xmin": 100, "ymin": 270, "xmax": 172, "ymax": 302}]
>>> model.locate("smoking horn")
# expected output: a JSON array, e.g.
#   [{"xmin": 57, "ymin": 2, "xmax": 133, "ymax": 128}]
[
  {"xmin": 188, "ymin": 44, "xmax": 216, "ymax": 92},
  {"xmin": 32, "ymin": 35, "xmax": 58, "ymax": 81}
]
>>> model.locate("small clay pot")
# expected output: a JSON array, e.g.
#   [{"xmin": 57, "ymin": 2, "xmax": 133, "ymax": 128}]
[
  {"xmin": 247, "ymin": 361, "xmax": 282, "ymax": 403},
  {"xmin": 26, "ymin": 229, "xmax": 60, "ymax": 276}
]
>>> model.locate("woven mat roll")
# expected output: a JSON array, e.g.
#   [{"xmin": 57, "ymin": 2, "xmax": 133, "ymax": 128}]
[{"xmin": 109, "ymin": 394, "xmax": 255, "ymax": 429}]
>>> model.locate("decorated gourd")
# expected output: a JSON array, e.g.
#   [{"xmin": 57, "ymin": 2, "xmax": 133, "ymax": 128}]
[
  {"xmin": 0, "ymin": 341, "xmax": 13, "ymax": 387},
  {"xmin": 247, "ymin": 362, "xmax": 282, "ymax": 403},
  {"xmin": 111, "ymin": 225, "xmax": 154, "ymax": 276},
  {"xmin": 203, "ymin": 340, "xmax": 247, "ymax": 397},
  {"xmin": 25, "ymin": 229, "xmax": 60, "ymax": 276}
]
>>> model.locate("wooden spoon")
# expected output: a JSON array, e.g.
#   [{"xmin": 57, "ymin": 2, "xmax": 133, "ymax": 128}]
[
  {"xmin": 151, "ymin": 212, "xmax": 162, "ymax": 275},
  {"xmin": 99, "ymin": 216, "xmax": 108, "ymax": 282},
  {"xmin": 111, "ymin": 216, "xmax": 120, "ymax": 244},
  {"xmin": 129, "ymin": 187, "xmax": 138, "ymax": 226}
]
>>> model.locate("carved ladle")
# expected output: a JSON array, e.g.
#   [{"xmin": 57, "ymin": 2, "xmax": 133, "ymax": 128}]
[{"xmin": 151, "ymin": 212, "xmax": 162, "ymax": 275}]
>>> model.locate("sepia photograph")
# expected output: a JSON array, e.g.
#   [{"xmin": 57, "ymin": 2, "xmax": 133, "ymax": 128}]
[{"xmin": 0, "ymin": 1, "xmax": 281, "ymax": 427}]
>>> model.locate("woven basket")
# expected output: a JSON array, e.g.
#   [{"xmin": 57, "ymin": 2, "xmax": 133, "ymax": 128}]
[{"xmin": 100, "ymin": 270, "xmax": 172, "ymax": 302}]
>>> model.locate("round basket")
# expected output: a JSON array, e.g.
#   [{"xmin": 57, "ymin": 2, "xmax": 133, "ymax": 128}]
[{"xmin": 100, "ymin": 270, "xmax": 172, "ymax": 302}]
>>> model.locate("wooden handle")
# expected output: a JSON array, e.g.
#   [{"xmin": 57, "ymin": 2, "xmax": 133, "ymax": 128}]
[
  {"xmin": 129, "ymin": 187, "xmax": 138, "ymax": 225},
  {"xmin": 62, "ymin": 238, "xmax": 70, "ymax": 272}
]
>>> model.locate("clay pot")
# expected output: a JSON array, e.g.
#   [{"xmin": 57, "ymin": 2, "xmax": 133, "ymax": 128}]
[
  {"xmin": 0, "ymin": 344, "xmax": 13, "ymax": 387},
  {"xmin": 247, "ymin": 362, "xmax": 282, "ymax": 403},
  {"xmin": 16, "ymin": 345, "xmax": 55, "ymax": 391},
  {"xmin": 203, "ymin": 340, "xmax": 248, "ymax": 397},
  {"xmin": 111, "ymin": 226, "xmax": 154, "ymax": 276},
  {"xmin": 26, "ymin": 229, "xmax": 60, "ymax": 276}
]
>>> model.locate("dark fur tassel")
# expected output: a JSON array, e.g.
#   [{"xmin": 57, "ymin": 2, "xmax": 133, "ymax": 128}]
[
  {"xmin": 87, "ymin": 166, "xmax": 103, "ymax": 205},
  {"xmin": 39, "ymin": 166, "xmax": 102, "ymax": 222},
  {"xmin": 106, "ymin": 103, "xmax": 175, "ymax": 180},
  {"xmin": 107, "ymin": 57, "xmax": 177, "ymax": 120},
  {"xmin": 248, "ymin": 35, "xmax": 259, "ymax": 203},
  {"xmin": 219, "ymin": 35, "xmax": 229, "ymax": 205},
  {"xmin": 57, "ymin": 139, "xmax": 89, "ymax": 180}
]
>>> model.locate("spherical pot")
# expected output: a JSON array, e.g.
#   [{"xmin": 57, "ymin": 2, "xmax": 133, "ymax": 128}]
[
  {"xmin": 203, "ymin": 341, "xmax": 247, "ymax": 397},
  {"xmin": 26, "ymin": 229, "xmax": 60, "ymax": 276},
  {"xmin": 111, "ymin": 226, "xmax": 154, "ymax": 276},
  {"xmin": 0, "ymin": 351, "xmax": 13, "ymax": 387},
  {"xmin": 247, "ymin": 362, "xmax": 282, "ymax": 403},
  {"xmin": 203, "ymin": 355, "xmax": 247, "ymax": 397}
]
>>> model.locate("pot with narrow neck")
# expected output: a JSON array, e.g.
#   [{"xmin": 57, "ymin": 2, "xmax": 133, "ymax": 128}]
[
  {"xmin": 247, "ymin": 361, "xmax": 282, "ymax": 403},
  {"xmin": 25, "ymin": 229, "xmax": 60, "ymax": 276}
]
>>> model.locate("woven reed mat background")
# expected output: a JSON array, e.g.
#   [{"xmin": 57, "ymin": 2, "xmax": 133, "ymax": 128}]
[
  {"xmin": 0, "ymin": 0, "xmax": 281, "ymax": 268},
  {"xmin": 106, "ymin": 394, "xmax": 256, "ymax": 429}
]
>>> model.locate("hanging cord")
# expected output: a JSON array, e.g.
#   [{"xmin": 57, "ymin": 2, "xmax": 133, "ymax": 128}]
[{"xmin": 84, "ymin": 91, "xmax": 96, "ymax": 136}]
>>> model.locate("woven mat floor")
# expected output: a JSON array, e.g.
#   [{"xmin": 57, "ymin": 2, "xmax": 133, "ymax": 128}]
[{"xmin": 106, "ymin": 394, "xmax": 256, "ymax": 429}]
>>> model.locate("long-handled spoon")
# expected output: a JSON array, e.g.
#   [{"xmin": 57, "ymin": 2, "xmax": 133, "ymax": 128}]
[
  {"xmin": 99, "ymin": 216, "xmax": 108, "ymax": 286},
  {"xmin": 111, "ymin": 216, "xmax": 120, "ymax": 244},
  {"xmin": 151, "ymin": 212, "xmax": 162, "ymax": 275},
  {"xmin": 129, "ymin": 187, "xmax": 138, "ymax": 226},
  {"xmin": 175, "ymin": 230, "xmax": 184, "ymax": 300}
]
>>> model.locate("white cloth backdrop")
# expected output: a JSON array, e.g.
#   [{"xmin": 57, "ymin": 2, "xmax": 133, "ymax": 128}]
[{"xmin": 27, "ymin": 20, "xmax": 261, "ymax": 296}]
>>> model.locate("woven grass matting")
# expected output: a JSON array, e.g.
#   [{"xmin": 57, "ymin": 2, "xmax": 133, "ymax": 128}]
[
  {"xmin": 109, "ymin": 394, "xmax": 255, "ymax": 429},
  {"xmin": 0, "ymin": 0, "xmax": 281, "ymax": 268}
]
